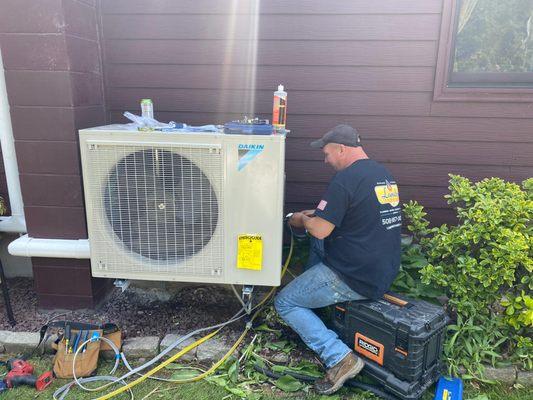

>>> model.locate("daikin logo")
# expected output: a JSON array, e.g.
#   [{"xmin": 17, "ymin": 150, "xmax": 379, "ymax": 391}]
[
  {"xmin": 238, "ymin": 144, "xmax": 265, "ymax": 150},
  {"xmin": 237, "ymin": 143, "xmax": 265, "ymax": 171}
]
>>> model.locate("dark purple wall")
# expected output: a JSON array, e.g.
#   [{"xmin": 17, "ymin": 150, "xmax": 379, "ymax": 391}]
[
  {"xmin": 99, "ymin": 0, "xmax": 533, "ymax": 226},
  {"xmin": 0, "ymin": 0, "xmax": 109, "ymax": 309},
  {"xmin": 0, "ymin": 0, "xmax": 532, "ymax": 309}
]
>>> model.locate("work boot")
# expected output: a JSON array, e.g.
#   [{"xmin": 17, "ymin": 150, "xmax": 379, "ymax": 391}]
[{"xmin": 314, "ymin": 352, "xmax": 364, "ymax": 395}]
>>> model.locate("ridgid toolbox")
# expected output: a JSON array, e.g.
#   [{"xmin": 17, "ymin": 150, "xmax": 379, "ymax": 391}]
[{"xmin": 329, "ymin": 293, "xmax": 449, "ymax": 400}]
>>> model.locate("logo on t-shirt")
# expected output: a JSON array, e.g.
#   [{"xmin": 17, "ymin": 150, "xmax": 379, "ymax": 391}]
[
  {"xmin": 317, "ymin": 200, "xmax": 328, "ymax": 210},
  {"xmin": 374, "ymin": 180, "xmax": 399, "ymax": 207}
]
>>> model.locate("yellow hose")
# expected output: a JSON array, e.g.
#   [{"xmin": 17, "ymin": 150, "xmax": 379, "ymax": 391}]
[{"xmin": 96, "ymin": 236, "xmax": 294, "ymax": 399}]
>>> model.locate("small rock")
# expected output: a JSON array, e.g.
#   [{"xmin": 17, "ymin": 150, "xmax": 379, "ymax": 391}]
[
  {"xmin": 516, "ymin": 370, "xmax": 533, "ymax": 387},
  {"xmin": 160, "ymin": 334, "xmax": 197, "ymax": 362},
  {"xmin": 484, "ymin": 366, "xmax": 517, "ymax": 384},
  {"xmin": 196, "ymin": 336, "xmax": 232, "ymax": 364},
  {"xmin": 123, "ymin": 336, "xmax": 160, "ymax": 359},
  {"xmin": 0, "ymin": 331, "xmax": 40, "ymax": 355},
  {"xmin": 267, "ymin": 352, "xmax": 289, "ymax": 364}
]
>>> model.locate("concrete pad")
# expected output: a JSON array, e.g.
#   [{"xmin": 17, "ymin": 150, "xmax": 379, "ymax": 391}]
[
  {"xmin": 516, "ymin": 370, "xmax": 533, "ymax": 387},
  {"xmin": 160, "ymin": 334, "xmax": 197, "ymax": 362},
  {"xmin": 0, "ymin": 330, "xmax": 40, "ymax": 355},
  {"xmin": 196, "ymin": 336, "xmax": 232, "ymax": 364},
  {"xmin": 123, "ymin": 336, "xmax": 160, "ymax": 359},
  {"xmin": 484, "ymin": 366, "xmax": 517, "ymax": 384}
]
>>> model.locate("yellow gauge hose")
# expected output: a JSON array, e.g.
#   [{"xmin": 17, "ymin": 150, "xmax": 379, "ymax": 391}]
[{"xmin": 96, "ymin": 235, "xmax": 294, "ymax": 400}]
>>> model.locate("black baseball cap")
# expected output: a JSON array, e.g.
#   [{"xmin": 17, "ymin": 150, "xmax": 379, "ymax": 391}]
[{"xmin": 310, "ymin": 124, "xmax": 361, "ymax": 149}]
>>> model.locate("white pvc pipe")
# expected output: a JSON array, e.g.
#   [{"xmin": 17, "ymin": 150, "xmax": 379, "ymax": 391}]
[
  {"xmin": 8, "ymin": 235, "xmax": 90, "ymax": 259},
  {"xmin": 0, "ymin": 49, "xmax": 26, "ymax": 233}
]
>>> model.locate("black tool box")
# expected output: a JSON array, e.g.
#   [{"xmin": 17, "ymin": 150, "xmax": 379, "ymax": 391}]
[{"xmin": 329, "ymin": 293, "xmax": 449, "ymax": 400}]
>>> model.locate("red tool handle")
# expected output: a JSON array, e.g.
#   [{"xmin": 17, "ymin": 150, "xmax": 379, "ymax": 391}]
[
  {"xmin": 36, "ymin": 371, "xmax": 53, "ymax": 391},
  {"xmin": 6, "ymin": 371, "xmax": 53, "ymax": 391}
]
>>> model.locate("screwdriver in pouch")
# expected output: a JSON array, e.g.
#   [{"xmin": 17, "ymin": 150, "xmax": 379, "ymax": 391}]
[{"xmin": 65, "ymin": 324, "xmax": 71, "ymax": 353}]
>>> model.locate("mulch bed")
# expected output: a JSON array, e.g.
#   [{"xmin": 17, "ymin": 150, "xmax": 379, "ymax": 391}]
[{"xmin": 0, "ymin": 278, "xmax": 250, "ymax": 338}]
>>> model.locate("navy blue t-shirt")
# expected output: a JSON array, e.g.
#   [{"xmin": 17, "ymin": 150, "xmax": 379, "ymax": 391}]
[{"xmin": 314, "ymin": 159, "xmax": 401, "ymax": 299}]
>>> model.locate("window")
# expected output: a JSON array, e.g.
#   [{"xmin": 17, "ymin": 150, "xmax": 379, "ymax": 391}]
[{"xmin": 434, "ymin": 0, "xmax": 533, "ymax": 101}]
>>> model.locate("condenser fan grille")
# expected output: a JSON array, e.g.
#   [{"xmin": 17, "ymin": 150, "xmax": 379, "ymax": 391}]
[
  {"xmin": 104, "ymin": 149, "xmax": 218, "ymax": 261},
  {"xmin": 86, "ymin": 143, "xmax": 224, "ymax": 277}
]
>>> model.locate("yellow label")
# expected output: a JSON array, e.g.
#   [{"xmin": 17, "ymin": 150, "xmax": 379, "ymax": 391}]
[
  {"xmin": 443, "ymin": 389, "xmax": 449, "ymax": 400},
  {"xmin": 237, "ymin": 234, "xmax": 263, "ymax": 270},
  {"xmin": 374, "ymin": 181, "xmax": 400, "ymax": 207}
]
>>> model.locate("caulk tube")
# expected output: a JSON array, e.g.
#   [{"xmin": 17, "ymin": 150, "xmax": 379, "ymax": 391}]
[{"xmin": 272, "ymin": 84, "xmax": 287, "ymax": 131}]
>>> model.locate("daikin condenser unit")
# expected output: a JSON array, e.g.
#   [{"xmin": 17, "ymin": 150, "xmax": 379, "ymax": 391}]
[{"xmin": 79, "ymin": 126, "xmax": 285, "ymax": 287}]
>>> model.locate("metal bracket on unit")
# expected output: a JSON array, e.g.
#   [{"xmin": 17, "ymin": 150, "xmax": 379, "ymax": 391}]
[
  {"xmin": 242, "ymin": 285, "xmax": 254, "ymax": 314},
  {"xmin": 114, "ymin": 279, "xmax": 130, "ymax": 292}
]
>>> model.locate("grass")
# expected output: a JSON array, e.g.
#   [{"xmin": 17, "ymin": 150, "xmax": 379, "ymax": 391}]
[{"xmin": 1, "ymin": 356, "xmax": 531, "ymax": 400}]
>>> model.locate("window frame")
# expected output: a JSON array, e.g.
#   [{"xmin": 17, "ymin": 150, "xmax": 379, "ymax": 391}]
[{"xmin": 434, "ymin": 0, "xmax": 533, "ymax": 102}]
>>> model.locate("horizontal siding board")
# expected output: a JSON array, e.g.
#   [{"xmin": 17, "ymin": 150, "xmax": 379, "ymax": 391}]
[
  {"xmin": 63, "ymin": 0, "xmax": 98, "ymax": 40},
  {"xmin": 108, "ymin": 88, "xmax": 432, "ymax": 116},
  {"xmin": 25, "ymin": 206, "xmax": 88, "ymax": 239},
  {"xmin": 102, "ymin": 0, "xmax": 443, "ymax": 15},
  {"xmin": 278, "ymin": 115, "xmax": 533, "ymax": 143},
  {"xmin": 430, "ymin": 101, "xmax": 533, "ymax": 119},
  {"xmin": 36, "ymin": 294, "xmax": 96, "ymax": 309},
  {"xmin": 105, "ymin": 40, "xmax": 437, "ymax": 67},
  {"xmin": 510, "ymin": 167, "xmax": 533, "ymax": 183},
  {"xmin": 33, "ymin": 265, "xmax": 92, "ymax": 296},
  {"xmin": 0, "ymin": 0, "xmax": 64, "ymax": 33},
  {"xmin": 15, "ymin": 141, "xmax": 81, "ymax": 175},
  {"xmin": 5, "ymin": 70, "xmax": 73, "ymax": 107},
  {"xmin": 20, "ymin": 174, "xmax": 84, "ymax": 208},
  {"xmin": 0, "ymin": 34, "xmax": 69, "ymax": 71},
  {"xmin": 107, "ymin": 65, "xmax": 434, "ymax": 92},
  {"xmin": 285, "ymin": 161, "xmax": 529, "ymax": 186},
  {"xmin": 286, "ymin": 139, "xmax": 533, "ymax": 166},
  {"xmin": 102, "ymin": 15, "xmax": 441, "ymax": 41}
]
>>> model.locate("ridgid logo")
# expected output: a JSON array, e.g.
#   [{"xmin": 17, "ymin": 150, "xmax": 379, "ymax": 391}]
[
  {"xmin": 238, "ymin": 144, "xmax": 265, "ymax": 171},
  {"xmin": 355, "ymin": 333, "xmax": 384, "ymax": 365},
  {"xmin": 358, "ymin": 338, "xmax": 379, "ymax": 355}
]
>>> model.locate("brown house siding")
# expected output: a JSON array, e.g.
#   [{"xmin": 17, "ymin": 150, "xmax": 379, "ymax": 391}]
[
  {"xmin": 1, "ymin": 0, "xmax": 531, "ymax": 310},
  {"xmin": 0, "ymin": 0, "xmax": 109, "ymax": 309},
  {"xmin": 100, "ymin": 0, "xmax": 533, "ymax": 227}
]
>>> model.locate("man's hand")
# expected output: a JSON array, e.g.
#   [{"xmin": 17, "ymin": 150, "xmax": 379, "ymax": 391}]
[
  {"xmin": 288, "ymin": 212, "xmax": 306, "ymax": 228},
  {"xmin": 288, "ymin": 209, "xmax": 334, "ymax": 240}
]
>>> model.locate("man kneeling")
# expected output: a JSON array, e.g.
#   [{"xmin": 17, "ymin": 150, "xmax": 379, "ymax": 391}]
[{"xmin": 275, "ymin": 125, "xmax": 401, "ymax": 395}]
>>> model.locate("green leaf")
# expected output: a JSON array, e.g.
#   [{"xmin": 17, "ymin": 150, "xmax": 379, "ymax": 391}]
[
  {"xmin": 228, "ymin": 359, "xmax": 239, "ymax": 383},
  {"xmin": 271, "ymin": 365, "xmax": 291, "ymax": 374},
  {"xmin": 170, "ymin": 368, "xmax": 201, "ymax": 380},
  {"xmin": 273, "ymin": 375, "xmax": 304, "ymax": 392}
]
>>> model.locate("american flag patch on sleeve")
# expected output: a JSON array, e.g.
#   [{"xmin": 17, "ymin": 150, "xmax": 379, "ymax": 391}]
[{"xmin": 317, "ymin": 200, "xmax": 328, "ymax": 210}]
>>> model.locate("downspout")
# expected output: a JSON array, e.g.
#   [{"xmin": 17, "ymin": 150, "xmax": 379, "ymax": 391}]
[
  {"xmin": 0, "ymin": 50, "xmax": 90, "ymax": 259},
  {"xmin": 0, "ymin": 49, "xmax": 26, "ymax": 233}
]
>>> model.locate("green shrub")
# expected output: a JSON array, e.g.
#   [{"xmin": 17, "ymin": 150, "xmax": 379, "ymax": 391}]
[
  {"xmin": 403, "ymin": 175, "xmax": 532, "ymax": 375},
  {"xmin": 404, "ymin": 175, "xmax": 532, "ymax": 319}
]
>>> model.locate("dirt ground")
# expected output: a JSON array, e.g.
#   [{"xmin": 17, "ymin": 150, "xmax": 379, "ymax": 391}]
[{"xmin": 0, "ymin": 278, "xmax": 254, "ymax": 338}]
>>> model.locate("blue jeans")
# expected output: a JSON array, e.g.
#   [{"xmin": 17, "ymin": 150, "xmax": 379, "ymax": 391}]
[
  {"xmin": 306, "ymin": 238, "xmax": 324, "ymax": 270},
  {"xmin": 274, "ymin": 262, "xmax": 366, "ymax": 368}
]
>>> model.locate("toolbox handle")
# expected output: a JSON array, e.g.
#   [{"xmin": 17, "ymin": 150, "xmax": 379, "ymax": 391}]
[{"xmin": 383, "ymin": 293, "xmax": 410, "ymax": 307}]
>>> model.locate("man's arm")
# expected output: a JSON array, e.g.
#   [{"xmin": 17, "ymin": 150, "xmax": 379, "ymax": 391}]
[{"xmin": 289, "ymin": 212, "xmax": 335, "ymax": 240}]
